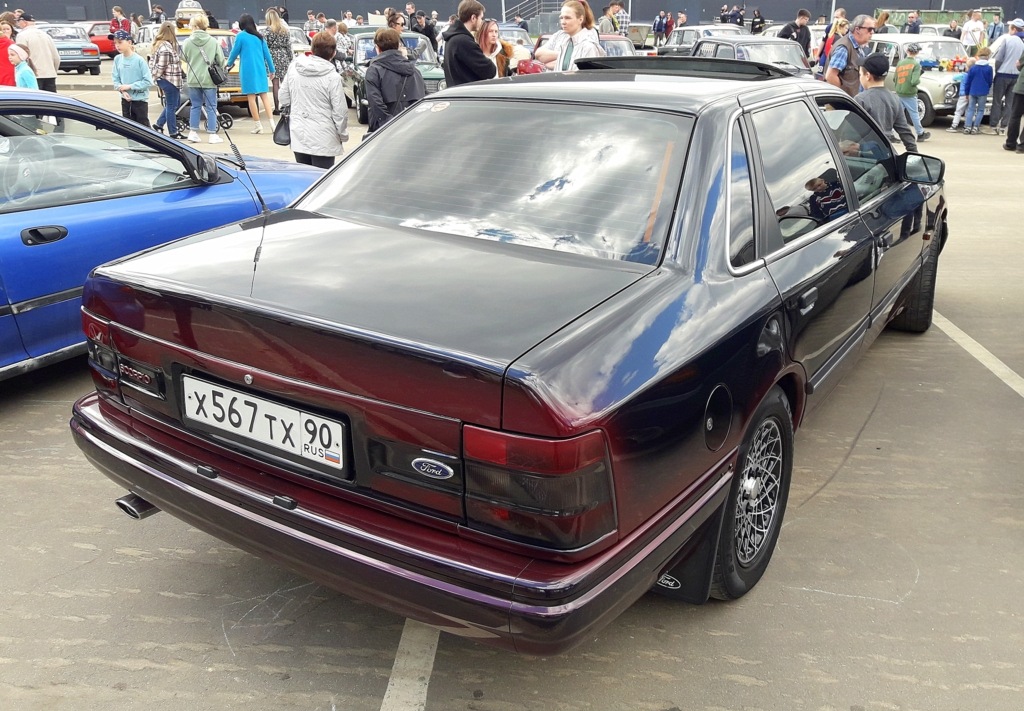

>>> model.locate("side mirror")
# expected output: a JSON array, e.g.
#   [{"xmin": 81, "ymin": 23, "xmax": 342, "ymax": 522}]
[
  {"xmin": 898, "ymin": 153, "xmax": 944, "ymax": 185},
  {"xmin": 186, "ymin": 153, "xmax": 219, "ymax": 184}
]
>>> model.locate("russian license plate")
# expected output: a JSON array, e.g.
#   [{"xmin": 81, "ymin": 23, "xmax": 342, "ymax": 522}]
[{"xmin": 182, "ymin": 375, "xmax": 345, "ymax": 471}]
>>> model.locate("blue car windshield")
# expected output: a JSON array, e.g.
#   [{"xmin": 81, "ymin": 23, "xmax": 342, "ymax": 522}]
[{"xmin": 301, "ymin": 100, "xmax": 692, "ymax": 265}]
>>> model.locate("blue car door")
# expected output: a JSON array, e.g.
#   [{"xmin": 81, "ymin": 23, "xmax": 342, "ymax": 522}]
[
  {"xmin": 0, "ymin": 269, "xmax": 30, "ymax": 371},
  {"xmin": 0, "ymin": 105, "xmax": 262, "ymax": 368}
]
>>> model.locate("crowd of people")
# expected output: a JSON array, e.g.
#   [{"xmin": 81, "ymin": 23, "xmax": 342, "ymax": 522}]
[{"xmin": 3, "ymin": 4, "xmax": 1024, "ymax": 160}]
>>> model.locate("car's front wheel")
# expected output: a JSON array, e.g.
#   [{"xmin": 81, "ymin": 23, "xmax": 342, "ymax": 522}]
[
  {"xmin": 710, "ymin": 386, "xmax": 793, "ymax": 601},
  {"xmin": 918, "ymin": 91, "xmax": 935, "ymax": 127}
]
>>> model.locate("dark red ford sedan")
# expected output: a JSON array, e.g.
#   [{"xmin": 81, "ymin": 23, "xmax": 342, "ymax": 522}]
[{"xmin": 72, "ymin": 59, "xmax": 947, "ymax": 654}]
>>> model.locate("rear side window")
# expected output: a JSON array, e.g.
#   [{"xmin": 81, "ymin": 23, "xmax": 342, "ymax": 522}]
[
  {"xmin": 729, "ymin": 123, "xmax": 756, "ymax": 267},
  {"xmin": 303, "ymin": 101, "xmax": 694, "ymax": 264},
  {"xmin": 751, "ymin": 101, "xmax": 849, "ymax": 245}
]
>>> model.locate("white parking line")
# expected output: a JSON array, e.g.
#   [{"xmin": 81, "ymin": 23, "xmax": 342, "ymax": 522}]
[
  {"xmin": 933, "ymin": 311, "xmax": 1024, "ymax": 399},
  {"xmin": 379, "ymin": 619, "xmax": 440, "ymax": 711}
]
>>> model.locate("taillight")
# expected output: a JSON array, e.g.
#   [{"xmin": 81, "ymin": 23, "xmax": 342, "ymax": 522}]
[
  {"xmin": 82, "ymin": 308, "xmax": 119, "ymax": 394},
  {"xmin": 463, "ymin": 426, "xmax": 616, "ymax": 550}
]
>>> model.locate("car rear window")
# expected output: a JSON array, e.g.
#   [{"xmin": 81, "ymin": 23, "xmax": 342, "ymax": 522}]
[{"xmin": 301, "ymin": 100, "xmax": 692, "ymax": 264}]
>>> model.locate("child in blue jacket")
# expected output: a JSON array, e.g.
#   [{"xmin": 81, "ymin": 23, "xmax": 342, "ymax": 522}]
[{"xmin": 963, "ymin": 47, "xmax": 994, "ymax": 134}]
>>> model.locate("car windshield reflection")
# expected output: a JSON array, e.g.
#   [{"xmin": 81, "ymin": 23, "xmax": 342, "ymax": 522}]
[{"xmin": 301, "ymin": 101, "xmax": 692, "ymax": 264}]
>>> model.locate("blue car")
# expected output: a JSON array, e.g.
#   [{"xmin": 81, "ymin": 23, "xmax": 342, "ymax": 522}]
[{"xmin": 0, "ymin": 89, "xmax": 323, "ymax": 381}]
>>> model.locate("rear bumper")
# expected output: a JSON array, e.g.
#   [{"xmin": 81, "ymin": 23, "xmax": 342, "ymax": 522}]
[{"xmin": 71, "ymin": 391, "xmax": 730, "ymax": 654}]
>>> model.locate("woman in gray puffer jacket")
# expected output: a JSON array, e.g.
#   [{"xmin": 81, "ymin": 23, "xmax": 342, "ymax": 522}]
[{"xmin": 279, "ymin": 31, "xmax": 349, "ymax": 168}]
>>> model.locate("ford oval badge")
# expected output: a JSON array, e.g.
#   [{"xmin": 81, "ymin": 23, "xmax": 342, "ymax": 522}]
[{"xmin": 411, "ymin": 458, "xmax": 454, "ymax": 480}]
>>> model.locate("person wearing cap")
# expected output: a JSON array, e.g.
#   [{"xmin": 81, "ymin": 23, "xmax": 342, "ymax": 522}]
[
  {"xmin": 111, "ymin": 30, "xmax": 153, "ymax": 125},
  {"xmin": 7, "ymin": 43, "xmax": 37, "ymax": 89},
  {"xmin": 855, "ymin": 52, "xmax": 917, "ymax": 153},
  {"xmin": 410, "ymin": 11, "xmax": 438, "ymax": 52},
  {"xmin": 825, "ymin": 13, "xmax": 873, "ymax": 97},
  {"xmin": 15, "ymin": 12, "xmax": 59, "ymax": 92},
  {"xmin": 894, "ymin": 43, "xmax": 930, "ymax": 142},
  {"xmin": 987, "ymin": 18, "xmax": 1024, "ymax": 134}
]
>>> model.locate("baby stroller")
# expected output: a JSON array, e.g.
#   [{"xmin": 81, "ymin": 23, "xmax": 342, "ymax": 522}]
[{"xmin": 172, "ymin": 96, "xmax": 234, "ymax": 136}]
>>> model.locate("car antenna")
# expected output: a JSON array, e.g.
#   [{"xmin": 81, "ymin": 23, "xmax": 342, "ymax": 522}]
[{"xmin": 181, "ymin": 36, "xmax": 271, "ymax": 215}]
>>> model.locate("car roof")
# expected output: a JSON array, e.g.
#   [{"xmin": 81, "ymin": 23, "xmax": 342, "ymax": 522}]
[
  {"xmin": 694, "ymin": 36, "xmax": 803, "ymax": 45},
  {"xmin": 874, "ymin": 32, "xmax": 963, "ymax": 42},
  {"xmin": 435, "ymin": 58, "xmax": 825, "ymax": 114}
]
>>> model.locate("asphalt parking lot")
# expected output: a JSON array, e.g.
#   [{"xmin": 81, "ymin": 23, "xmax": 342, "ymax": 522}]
[{"xmin": 1, "ymin": 64, "xmax": 1023, "ymax": 711}]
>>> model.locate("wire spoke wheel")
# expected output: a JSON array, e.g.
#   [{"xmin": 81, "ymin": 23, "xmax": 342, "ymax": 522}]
[
  {"xmin": 710, "ymin": 386, "xmax": 793, "ymax": 601},
  {"xmin": 733, "ymin": 418, "xmax": 783, "ymax": 566}
]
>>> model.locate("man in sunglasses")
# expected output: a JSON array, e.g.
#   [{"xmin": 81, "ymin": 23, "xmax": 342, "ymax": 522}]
[{"xmin": 825, "ymin": 14, "xmax": 875, "ymax": 98}]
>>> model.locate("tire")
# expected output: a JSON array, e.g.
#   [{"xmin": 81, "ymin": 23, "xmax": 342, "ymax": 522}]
[
  {"xmin": 356, "ymin": 89, "xmax": 368, "ymax": 125},
  {"xmin": 218, "ymin": 113, "xmax": 233, "ymax": 130},
  {"xmin": 918, "ymin": 92, "xmax": 935, "ymax": 127},
  {"xmin": 889, "ymin": 222, "xmax": 942, "ymax": 333},
  {"xmin": 89, "ymin": 66, "xmax": 100, "ymax": 75},
  {"xmin": 77, "ymin": 67, "xmax": 87, "ymax": 74},
  {"xmin": 710, "ymin": 386, "xmax": 793, "ymax": 601}
]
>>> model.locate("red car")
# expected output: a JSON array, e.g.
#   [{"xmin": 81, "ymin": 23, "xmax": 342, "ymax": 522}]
[{"xmin": 79, "ymin": 21, "xmax": 116, "ymax": 57}]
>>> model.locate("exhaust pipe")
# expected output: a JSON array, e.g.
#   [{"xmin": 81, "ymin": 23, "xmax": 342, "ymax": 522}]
[{"xmin": 115, "ymin": 493, "xmax": 160, "ymax": 520}]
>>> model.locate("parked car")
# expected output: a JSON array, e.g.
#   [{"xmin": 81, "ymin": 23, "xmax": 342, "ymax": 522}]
[
  {"xmin": 134, "ymin": 25, "xmax": 249, "ymax": 110},
  {"xmin": 38, "ymin": 23, "xmax": 101, "ymax": 75},
  {"xmin": 259, "ymin": 24, "xmax": 312, "ymax": 58},
  {"xmin": 659, "ymin": 23, "xmax": 746, "ymax": 56},
  {"xmin": 78, "ymin": 20, "xmax": 117, "ymax": 58},
  {"xmin": 760, "ymin": 22, "xmax": 826, "ymax": 60},
  {"xmin": 342, "ymin": 32, "xmax": 446, "ymax": 124},
  {"xmin": 532, "ymin": 33, "xmax": 638, "ymax": 57},
  {"xmin": 0, "ymin": 88, "xmax": 322, "ymax": 381},
  {"xmin": 691, "ymin": 35, "xmax": 813, "ymax": 77},
  {"xmin": 867, "ymin": 34, "xmax": 972, "ymax": 126},
  {"xmin": 498, "ymin": 22, "xmax": 533, "ymax": 65},
  {"xmin": 71, "ymin": 56, "xmax": 947, "ymax": 655}
]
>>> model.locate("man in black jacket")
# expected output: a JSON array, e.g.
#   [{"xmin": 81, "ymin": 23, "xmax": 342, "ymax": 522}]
[
  {"xmin": 410, "ymin": 11, "xmax": 438, "ymax": 52},
  {"xmin": 442, "ymin": 0, "xmax": 494, "ymax": 86},
  {"xmin": 778, "ymin": 8, "xmax": 812, "ymax": 58}
]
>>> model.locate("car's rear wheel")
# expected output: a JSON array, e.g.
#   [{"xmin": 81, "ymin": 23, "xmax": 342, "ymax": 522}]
[
  {"xmin": 89, "ymin": 66, "xmax": 100, "ymax": 75},
  {"xmin": 77, "ymin": 67, "xmax": 87, "ymax": 74},
  {"xmin": 356, "ymin": 89, "xmax": 368, "ymax": 125},
  {"xmin": 917, "ymin": 91, "xmax": 935, "ymax": 127},
  {"xmin": 890, "ymin": 220, "xmax": 943, "ymax": 333},
  {"xmin": 710, "ymin": 386, "xmax": 793, "ymax": 601}
]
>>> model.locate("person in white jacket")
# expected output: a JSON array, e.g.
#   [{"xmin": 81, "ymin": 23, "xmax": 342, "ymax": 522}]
[
  {"xmin": 534, "ymin": 1, "xmax": 603, "ymax": 72},
  {"xmin": 279, "ymin": 31, "xmax": 349, "ymax": 168}
]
